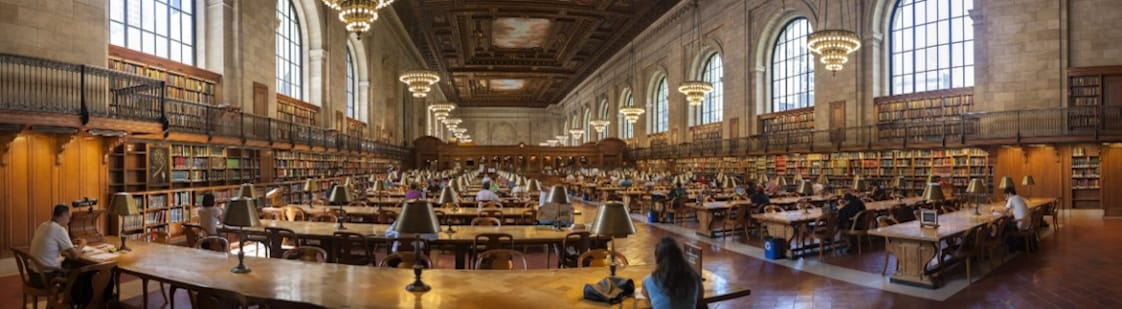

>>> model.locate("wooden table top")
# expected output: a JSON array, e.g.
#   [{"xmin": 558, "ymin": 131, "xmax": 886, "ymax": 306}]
[
  {"xmin": 863, "ymin": 197, "xmax": 925, "ymax": 211},
  {"xmin": 868, "ymin": 198, "xmax": 1058, "ymax": 242},
  {"xmin": 99, "ymin": 242, "xmax": 749, "ymax": 308},
  {"xmin": 288, "ymin": 205, "xmax": 531, "ymax": 217},
  {"xmin": 247, "ymin": 220, "xmax": 590, "ymax": 243},
  {"xmin": 768, "ymin": 195, "xmax": 834, "ymax": 205},
  {"xmin": 752, "ymin": 208, "xmax": 827, "ymax": 224},
  {"xmin": 691, "ymin": 200, "xmax": 755, "ymax": 211}
]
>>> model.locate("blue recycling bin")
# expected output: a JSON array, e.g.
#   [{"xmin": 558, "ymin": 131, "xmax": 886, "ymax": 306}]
[
  {"xmin": 647, "ymin": 210, "xmax": 659, "ymax": 223},
  {"xmin": 764, "ymin": 238, "xmax": 786, "ymax": 260}
]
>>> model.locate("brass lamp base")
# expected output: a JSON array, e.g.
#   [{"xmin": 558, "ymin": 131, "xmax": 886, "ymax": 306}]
[{"xmin": 230, "ymin": 264, "xmax": 252, "ymax": 274}]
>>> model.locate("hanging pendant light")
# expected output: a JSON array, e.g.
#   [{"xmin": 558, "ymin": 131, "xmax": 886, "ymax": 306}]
[
  {"xmin": 677, "ymin": 0, "xmax": 712, "ymax": 106},
  {"xmin": 618, "ymin": 42, "xmax": 644, "ymax": 124},
  {"xmin": 590, "ymin": 119, "xmax": 611, "ymax": 133},
  {"xmin": 429, "ymin": 103, "xmax": 456, "ymax": 121},
  {"xmin": 807, "ymin": 0, "xmax": 861, "ymax": 72},
  {"xmin": 399, "ymin": 70, "xmax": 441, "ymax": 98}
]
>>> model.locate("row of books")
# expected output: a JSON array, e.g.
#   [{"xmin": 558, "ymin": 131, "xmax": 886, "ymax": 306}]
[
  {"xmin": 108, "ymin": 58, "xmax": 217, "ymax": 105},
  {"xmin": 1070, "ymin": 76, "xmax": 1100, "ymax": 87}
]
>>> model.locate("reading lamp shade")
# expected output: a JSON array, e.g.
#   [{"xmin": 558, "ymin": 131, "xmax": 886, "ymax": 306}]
[
  {"xmin": 590, "ymin": 202, "xmax": 636, "ymax": 238},
  {"xmin": 546, "ymin": 185, "xmax": 570, "ymax": 204},
  {"xmin": 817, "ymin": 174, "xmax": 829, "ymax": 185},
  {"xmin": 852, "ymin": 177, "xmax": 868, "ymax": 192},
  {"xmin": 527, "ymin": 179, "xmax": 542, "ymax": 192},
  {"xmin": 776, "ymin": 176, "xmax": 788, "ymax": 187},
  {"xmin": 926, "ymin": 174, "xmax": 937, "ymax": 185},
  {"xmin": 758, "ymin": 174, "xmax": 769, "ymax": 184},
  {"xmin": 922, "ymin": 183, "xmax": 946, "ymax": 201},
  {"xmin": 794, "ymin": 174, "xmax": 804, "ymax": 184},
  {"xmin": 343, "ymin": 177, "xmax": 354, "ymax": 189},
  {"xmin": 723, "ymin": 178, "xmax": 736, "ymax": 189},
  {"xmin": 329, "ymin": 185, "xmax": 352, "ymax": 205},
  {"xmin": 372, "ymin": 180, "xmax": 385, "ymax": 192},
  {"xmin": 368, "ymin": 174, "xmax": 378, "ymax": 183},
  {"xmin": 393, "ymin": 201, "xmax": 440, "ymax": 234},
  {"xmin": 437, "ymin": 186, "xmax": 457, "ymax": 205},
  {"xmin": 109, "ymin": 192, "xmax": 139, "ymax": 216},
  {"xmin": 797, "ymin": 180, "xmax": 815, "ymax": 195},
  {"xmin": 1021, "ymin": 175, "xmax": 1035, "ymax": 186},
  {"xmin": 998, "ymin": 176, "xmax": 1014, "ymax": 190},
  {"xmin": 516, "ymin": 177, "xmax": 526, "ymax": 187},
  {"xmin": 222, "ymin": 197, "xmax": 261, "ymax": 227},
  {"xmin": 236, "ymin": 183, "xmax": 257, "ymax": 199},
  {"xmin": 303, "ymin": 179, "xmax": 319, "ymax": 192},
  {"xmin": 966, "ymin": 178, "xmax": 987, "ymax": 194}
]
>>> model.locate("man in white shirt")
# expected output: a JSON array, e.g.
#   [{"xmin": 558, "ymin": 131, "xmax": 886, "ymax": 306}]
[
  {"xmin": 29, "ymin": 205, "xmax": 86, "ymax": 286},
  {"xmin": 476, "ymin": 182, "xmax": 501, "ymax": 207},
  {"xmin": 1004, "ymin": 187, "xmax": 1030, "ymax": 229}
]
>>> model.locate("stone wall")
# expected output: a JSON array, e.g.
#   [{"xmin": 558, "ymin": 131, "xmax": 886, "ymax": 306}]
[
  {"xmin": 454, "ymin": 107, "xmax": 561, "ymax": 146},
  {"xmin": 0, "ymin": 0, "xmax": 108, "ymax": 65}
]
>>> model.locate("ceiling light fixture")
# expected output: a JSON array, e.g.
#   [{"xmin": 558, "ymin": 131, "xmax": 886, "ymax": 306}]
[
  {"xmin": 677, "ymin": 0, "xmax": 712, "ymax": 106},
  {"xmin": 590, "ymin": 119, "xmax": 610, "ymax": 133},
  {"xmin": 807, "ymin": 0, "xmax": 861, "ymax": 72},
  {"xmin": 399, "ymin": 70, "xmax": 441, "ymax": 98}
]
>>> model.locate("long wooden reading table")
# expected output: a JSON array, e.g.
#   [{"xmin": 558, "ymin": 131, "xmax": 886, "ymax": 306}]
[{"xmin": 751, "ymin": 197, "xmax": 924, "ymax": 258}]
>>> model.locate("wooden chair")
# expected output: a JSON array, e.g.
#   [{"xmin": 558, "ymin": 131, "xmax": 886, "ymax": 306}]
[
  {"xmin": 809, "ymin": 214, "xmax": 840, "ymax": 259},
  {"xmin": 876, "ymin": 215, "xmax": 901, "ymax": 275},
  {"xmin": 470, "ymin": 217, "xmax": 501, "ymax": 226},
  {"xmin": 576, "ymin": 249, "xmax": 630, "ymax": 268},
  {"xmin": 1007, "ymin": 208, "xmax": 1042, "ymax": 253},
  {"xmin": 281, "ymin": 246, "xmax": 328, "ymax": 263},
  {"xmin": 763, "ymin": 205, "xmax": 784, "ymax": 213},
  {"xmin": 12, "ymin": 247, "xmax": 61, "ymax": 309},
  {"xmin": 1041, "ymin": 200, "xmax": 1060, "ymax": 232},
  {"xmin": 556, "ymin": 231, "xmax": 593, "ymax": 268},
  {"xmin": 332, "ymin": 232, "xmax": 374, "ymax": 265},
  {"xmin": 843, "ymin": 210, "xmax": 877, "ymax": 255},
  {"xmin": 474, "ymin": 249, "xmax": 528, "ymax": 270},
  {"xmin": 189, "ymin": 285, "xmax": 249, "ymax": 308},
  {"xmin": 481, "ymin": 201, "xmax": 503, "ymax": 209},
  {"xmin": 265, "ymin": 227, "xmax": 301, "ymax": 258},
  {"xmin": 309, "ymin": 214, "xmax": 337, "ymax": 222},
  {"xmin": 479, "ymin": 209, "xmax": 504, "ymax": 221},
  {"xmin": 281, "ymin": 206, "xmax": 307, "ymax": 222},
  {"xmin": 196, "ymin": 236, "xmax": 230, "ymax": 252},
  {"xmin": 982, "ymin": 216, "xmax": 1010, "ymax": 267},
  {"xmin": 472, "ymin": 233, "xmax": 514, "ymax": 268},
  {"xmin": 182, "ymin": 223, "xmax": 205, "ymax": 248},
  {"xmin": 520, "ymin": 208, "xmax": 539, "ymax": 225},
  {"xmin": 720, "ymin": 204, "xmax": 755, "ymax": 239},
  {"xmin": 386, "ymin": 238, "xmax": 433, "ymax": 258},
  {"xmin": 379, "ymin": 252, "xmax": 433, "ymax": 269},
  {"xmin": 946, "ymin": 225, "xmax": 986, "ymax": 283},
  {"xmin": 324, "ymin": 208, "xmax": 347, "ymax": 221},
  {"xmin": 11, "ymin": 247, "xmax": 117, "ymax": 309},
  {"xmin": 377, "ymin": 209, "xmax": 398, "ymax": 224}
]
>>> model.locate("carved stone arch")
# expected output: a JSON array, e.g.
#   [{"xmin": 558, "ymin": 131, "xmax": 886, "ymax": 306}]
[{"xmin": 284, "ymin": 0, "xmax": 325, "ymax": 105}]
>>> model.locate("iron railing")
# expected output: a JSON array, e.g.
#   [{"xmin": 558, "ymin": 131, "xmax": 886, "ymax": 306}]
[{"xmin": 0, "ymin": 53, "xmax": 409, "ymax": 161}]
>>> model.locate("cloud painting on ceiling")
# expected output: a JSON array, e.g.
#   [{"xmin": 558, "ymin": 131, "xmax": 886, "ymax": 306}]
[
  {"xmin": 492, "ymin": 18, "xmax": 551, "ymax": 49},
  {"xmin": 489, "ymin": 79, "xmax": 526, "ymax": 91}
]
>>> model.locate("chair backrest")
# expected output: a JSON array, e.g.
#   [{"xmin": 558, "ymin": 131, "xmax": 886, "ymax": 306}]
[
  {"xmin": 474, "ymin": 249, "xmax": 528, "ymax": 270},
  {"xmin": 182, "ymin": 223, "xmax": 205, "ymax": 248},
  {"xmin": 196, "ymin": 236, "xmax": 230, "ymax": 252},
  {"xmin": 577, "ymin": 249, "xmax": 630, "ymax": 268},
  {"xmin": 325, "ymin": 208, "xmax": 347, "ymax": 218},
  {"xmin": 309, "ymin": 214, "xmax": 337, "ymax": 223},
  {"xmin": 893, "ymin": 204, "xmax": 917, "ymax": 222},
  {"xmin": 281, "ymin": 206, "xmax": 307, "ymax": 222},
  {"xmin": 876, "ymin": 215, "xmax": 900, "ymax": 228},
  {"xmin": 849, "ymin": 210, "xmax": 873, "ymax": 232},
  {"xmin": 479, "ymin": 209, "xmax": 503, "ymax": 218},
  {"xmin": 378, "ymin": 252, "xmax": 432, "ymax": 269},
  {"xmin": 814, "ymin": 213, "xmax": 840, "ymax": 234},
  {"xmin": 558, "ymin": 231, "xmax": 592, "ymax": 268},
  {"xmin": 763, "ymin": 205, "xmax": 784, "ymax": 213},
  {"xmin": 151, "ymin": 230, "xmax": 171, "ymax": 244},
  {"xmin": 332, "ymin": 232, "xmax": 373, "ymax": 265},
  {"xmin": 387, "ymin": 238, "xmax": 432, "ymax": 256},
  {"xmin": 377, "ymin": 209, "xmax": 398, "ymax": 224},
  {"xmin": 482, "ymin": 201, "xmax": 502, "ymax": 208},
  {"xmin": 191, "ymin": 286, "xmax": 249, "ymax": 308},
  {"xmin": 471, "ymin": 217, "xmax": 501, "ymax": 226},
  {"xmin": 281, "ymin": 246, "xmax": 328, "ymax": 263},
  {"xmin": 10, "ymin": 247, "xmax": 53, "ymax": 290},
  {"xmin": 265, "ymin": 227, "xmax": 299, "ymax": 258},
  {"xmin": 473, "ymin": 233, "xmax": 514, "ymax": 252},
  {"xmin": 521, "ymin": 209, "xmax": 539, "ymax": 224}
]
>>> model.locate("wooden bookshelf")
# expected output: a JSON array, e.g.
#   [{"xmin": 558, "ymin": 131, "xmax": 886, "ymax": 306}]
[
  {"xmin": 346, "ymin": 117, "xmax": 367, "ymax": 137},
  {"xmin": 277, "ymin": 94, "xmax": 320, "ymax": 127},
  {"xmin": 1071, "ymin": 146, "xmax": 1101, "ymax": 209},
  {"xmin": 759, "ymin": 107, "xmax": 814, "ymax": 134},
  {"xmin": 108, "ymin": 45, "xmax": 221, "ymax": 105},
  {"xmin": 1066, "ymin": 66, "xmax": 1122, "ymax": 131},
  {"xmin": 874, "ymin": 88, "xmax": 975, "ymax": 140},
  {"xmin": 689, "ymin": 123, "xmax": 721, "ymax": 142}
]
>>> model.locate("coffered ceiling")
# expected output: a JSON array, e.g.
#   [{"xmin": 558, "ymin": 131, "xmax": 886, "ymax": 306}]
[{"xmin": 395, "ymin": 0, "xmax": 680, "ymax": 107}]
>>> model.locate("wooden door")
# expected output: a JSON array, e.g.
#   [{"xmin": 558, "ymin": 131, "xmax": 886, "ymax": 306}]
[
  {"xmin": 253, "ymin": 82, "xmax": 268, "ymax": 116},
  {"xmin": 1103, "ymin": 76, "xmax": 1122, "ymax": 131},
  {"xmin": 829, "ymin": 101, "xmax": 845, "ymax": 143},
  {"xmin": 1103, "ymin": 146, "xmax": 1122, "ymax": 217}
]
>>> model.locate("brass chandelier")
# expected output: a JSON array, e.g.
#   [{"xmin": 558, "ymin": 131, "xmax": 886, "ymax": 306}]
[
  {"xmin": 399, "ymin": 70, "xmax": 441, "ymax": 98},
  {"xmin": 323, "ymin": 1, "xmax": 396, "ymax": 35},
  {"xmin": 429, "ymin": 102, "xmax": 456, "ymax": 120},
  {"xmin": 618, "ymin": 44, "xmax": 645, "ymax": 124},
  {"xmin": 807, "ymin": 0, "xmax": 862, "ymax": 72},
  {"xmin": 677, "ymin": 0, "xmax": 712, "ymax": 106},
  {"xmin": 589, "ymin": 119, "xmax": 610, "ymax": 133}
]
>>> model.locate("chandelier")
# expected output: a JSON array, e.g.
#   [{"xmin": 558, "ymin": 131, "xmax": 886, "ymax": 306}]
[
  {"xmin": 442, "ymin": 117, "xmax": 462, "ymax": 127},
  {"xmin": 590, "ymin": 119, "xmax": 610, "ymax": 133},
  {"xmin": 619, "ymin": 107, "xmax": 645, "ymax": 124},
  {"xmin": 546, "ymin": 139, "xmax": 559, "ymax": 147},
  {"xmin": 678, "ymin": 81, "xmax": 713, "ymax": 106},
  {"xmin": 323, "ymin": 1, "xmax": 396, "ymax": 35},
  {"xmin": 399, "ymin": 70, "xmax": 440, "ymax": 98},
  {"xmin": 807, "ymin": 30, "xmax": 861, "ymax": 72},
  {"xmin": 429, "ymin": 102, "xmax": 455, "ymax": 120},
  {"xmin": 555, "ymin": 134, "xmax": 569, "ymax": 146},
  {"xmin": 569, "ymin": 129, "xmax": 584, "ymax": 140}
]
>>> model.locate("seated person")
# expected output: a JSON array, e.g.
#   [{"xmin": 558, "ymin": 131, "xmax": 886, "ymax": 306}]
[
  {"xmin": 405, "ymin": 183, "xmax": 426, "ymax": 200},
  {"xmin": 642, "ymin": 237, "xmax": 701, "ymax": 309},
  {"xmin": 197, "ymin": 192, "xmax": 223, "ymax": 236},
  {"xmin": 749, "ymin": 186, "xmax": 771, "ymax": 205},
  {"xmin": 837, "ymin": 192, "xmax": 867, "ymax": 230},
  {"xmin": 870, "ymin": 183, "xmax": 888, "ymax": 200},
  {"xmin": 475, "ymin": 182, "xmax": 501, "ymax": 207},
  {"xmin": 619, "ymin": 177, "xmax": 634, "ymax": 188},
  {"xmin": 29, "ymin": 205, "xmax": 88, "ymax": 299}
]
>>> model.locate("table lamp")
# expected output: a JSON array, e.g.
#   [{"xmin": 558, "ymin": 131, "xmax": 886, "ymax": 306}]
[
  {"xmin": 547, "ymin": 185, "xmax": 571, "ymax": 230},
  {"xmin": 109, "ymin": 192, "xmax": 139, "ymax": 252},
  {"xmin": 527, "ymin": 179, "xmax": 541, "ymax": 193},
  {"xmin": 329, "ymin": 185, "xmax": 352, "ymax": 230},
  {"xmin": 797, "ymin": 180, "xmax": 814, "ymax": 197},
  {"xmin": 923, "ymin": 182, "xmax": 946, "ymax": 202},
  {"xmin": 852, "ymin": 175, "xmax": 867, "ymax": 192},
  {"xmin": 303, "ymin": 179, "xmax": 319, "ymax": 207},
  {"xmin": 1021, "ymin": 175, "xmax": 1035, "ymax": 198},
  {"xmin": 591, "ymin": 202, "xmax": 636, "ymax": 278},
  {"xmin": 966, "ymin": 178, "xmax": 986, "ymax": 215},
  {"xmin": 793, "ymin": 174, "xmax": 804, "ymax": 186},
  {"xmin": 776, "ymin": 176, "xmax": 788, "ymax": 191},
  {"xmin": 235, "ymin": 183, "xmax": 257, "ymax": 199},
  {"xmin": 224, "ymin": 197, "xmax": 260, "ymax": 273},
  {"xmin": 393, "ymin": 201, "xmax": 440, "ymax": 292}
]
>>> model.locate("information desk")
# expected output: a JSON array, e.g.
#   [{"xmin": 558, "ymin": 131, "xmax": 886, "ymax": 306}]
[
  {"xmin": 239, "ymin": 220, "xmax": 602, "ymax": 269},
  {"xmin": 869, "ymin": 198, "xmax": 1058, "ymax": 288},
  {"xmin": 98, "ymin": 242, "xmax": 749, "ymax": 308}
]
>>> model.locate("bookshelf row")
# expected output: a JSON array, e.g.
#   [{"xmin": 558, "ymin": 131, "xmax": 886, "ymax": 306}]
[
  {"xmin": 277, "ymin": 94, "xmax": 320, "ymax": 127},
  {"xmin": 689, "ymin": 123, "xmax": 721, "ymax": 142},
  {"xmin": 108, "ymin": 46, "xmax": 220, "ymax": 106},
  {"xmin": 1071, "ymin": 146, "xmax": 1101, "ymax": 208},
  {"xmin": 759, "ymin": 107, "xmax": 814, "ymax": 134},
  {"xmin": 875, "ymin": 89, "xmax": 974, "ymax": 123}
]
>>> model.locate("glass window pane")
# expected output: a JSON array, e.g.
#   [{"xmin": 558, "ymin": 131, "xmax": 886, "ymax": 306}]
[
  {"xmin": 771, "ymin": 18, "xmax": 813, "ymax": 112},
  {"xmin": 964, "ymin": 41, "xmax": 974, "ymax": 65},
  {"xmin": 890, "ymin": 0, "xmax": 972, "ymax": 94},
  {"xmin": 110, "ymin": 22, "xmax": 125, "ymax": 46},
  {"xmin": 155, "ymin": 6, "xmax": 167, "ymax": 35},
  {"xmin": 111, "ymin": 0, "xmax": 124, "ymax": 21}
]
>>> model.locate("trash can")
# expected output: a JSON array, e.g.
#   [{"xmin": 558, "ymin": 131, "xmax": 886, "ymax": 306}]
[
  {"xmin": 647, "ymin": 210, "xmax": 659, "ymax": 223},
  {"xmin": 764, "ymin": 238, "xmax": 786, "ymax": 260}
]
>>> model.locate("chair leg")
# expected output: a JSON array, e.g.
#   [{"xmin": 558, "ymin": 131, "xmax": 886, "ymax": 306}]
[{"xmin": 160, "ymin": 282, "xmax": 169, "ymax": 305}]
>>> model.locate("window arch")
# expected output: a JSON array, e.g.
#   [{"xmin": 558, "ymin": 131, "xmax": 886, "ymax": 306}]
[
  {"xmin": 599, "ymin": 99, "xmax": 610, "ymax": 140},
  {"xmin": 583, "ymin": 108, "xmax": 592, "ymax": 143},
  {"xmin": 650, "ymin": 76, "xmax": 669, "ymax": 134},
  {"xmin": 889, "ymin": 0, "xmax": 974, "ymax": 94},
  {"xmin": 695, "ymin": 52, "xmax": 723, "ymax": 125},
  {"xmin": 771, "ymin": 18, "xmax": 814, "ymax": 112},
  {"xmin": 619, "ymin": 89, "xmax": 635, "ymax": 139},
  {"xmin": 109, "ymin": 0, "xmax": 196, "ymax": 65},
  {"xmin": 276, "ymin": 0, "xmax": 304, "ymax": 99},
  {"xmin": 345, "ymin": 48, "xmax": 357, "ymax": 120}
]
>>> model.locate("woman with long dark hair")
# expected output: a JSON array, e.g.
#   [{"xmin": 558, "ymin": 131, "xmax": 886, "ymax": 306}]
[{"xmin": 642, "ymin": 237, "xmax": 701, "ymax": 309}]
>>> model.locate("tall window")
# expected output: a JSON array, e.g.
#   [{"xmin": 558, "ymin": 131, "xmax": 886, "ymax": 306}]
[
  {"xmin": 276, "ymin": 0, "xmax": 303, "ymax": 99},
  {"xmin": 771, "ymin": 18, "xmax": 814, "ymax": 112},
  {"xmin": 109, "ymin": 0, "xmax": 196, "ymax": 65},
  {"xmin": 345, "ymin": 48, "xmax": 357, "ymax": 120},
  {"xmin": 697, "ymin": 53, "xmax": 723, "ymax": 125},
  {"xmin": 890, "ymin": 0, "xmax": 974, "ymax": 94},
  {"xmin": 620, "ymin": 90, "xmax": 634, "ymax": 139},
  {"xmin": 583, "ymin": 108, "xmax": 592, "ymax": 143},
  {"xmin": 599, "ymin": 99, "xmax": 610, "ymax": 140},
  {"xmin": 650, "ymin": 77, "xmax": 669, "ymax": 133}
]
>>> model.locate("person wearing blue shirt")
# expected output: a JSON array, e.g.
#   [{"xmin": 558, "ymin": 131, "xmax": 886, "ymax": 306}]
[
  {"xmin": 642, "ymin": 237, "xmax": 700, "ymax": 309},
  {"xmin": 618, "ymin": 177, "xmax": 634, "ymax": 187}
]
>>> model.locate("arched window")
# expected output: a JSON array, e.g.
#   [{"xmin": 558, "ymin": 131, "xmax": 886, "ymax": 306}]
[
  {"xmin": 696, "ymin": 52, "xmax": 723, "ymax": 125},
  {"xmin": 345, "ymin": 48, "xmax": 357, "ymax": 120},
  {"xmin": 276, "ymin": 0, "xmax": 304, "ymax": 99},
  {"xmin": 619, "ymin": 89, "xmax": 635, "ymax": 139},
  {"xmin": 109, "ymin": 0, "xmax": 196, "ymax": 65},
  {"xmin": 771, "ymin": 18, "xmax": 814, "ymax": 112},
  {"xmin": 583, "ymin": 108, "xmax": 592, "ymax": 143},
  {"xmin": 599, "ymin": 99, "xmax": 610, "ymax": 140},
  {"xmin": 650, "ymin": 77, "xmax": 669, "ymax": 134},
  {"xmin": 889, "ymin": 0, "xmax": 974, "ymax": 94}
]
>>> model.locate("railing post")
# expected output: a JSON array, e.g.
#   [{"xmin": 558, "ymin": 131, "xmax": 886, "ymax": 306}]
[
  {"xmin": 960, "ymin": 114, "xmax": 967, "ymax": 144},
  {"xmin": 239, "ymin": 113, "xmax": 246, "ymax": 143},
  {"xmin": 79, "ymin": 65, "xmax": 89, "ymax": 124},
  {"xmin": 159, "ymin": 81, "xmax": 169, "ymax": 137},
  {"xmin": 1016, "ymin": 110, "xmax": 1022, "ymax": 143}
]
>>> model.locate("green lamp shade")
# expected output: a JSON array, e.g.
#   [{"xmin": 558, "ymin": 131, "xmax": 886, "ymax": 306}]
[
  {"xmin": 591, "ymin": 202, "xmax": 636, "ymax": 237},
  {"xmin": 109, "ymin": 192, "xmax": 139, "ymax": 216},
  {"xmin": 393, "ymin": 201, "xmax": 440, "ymax": 234},
  {"xmin": 223, "ymin": 197, "xmax": 261, "ymax": 227}
]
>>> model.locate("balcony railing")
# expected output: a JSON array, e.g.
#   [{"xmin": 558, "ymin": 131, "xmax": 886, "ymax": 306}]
[
  {"xmin": 628, "ymin": 105, "xmax": 1122, "ymax": 161},
  {"xmin": 0, "ymin": 53, "xmax": 408, "ymax": 161}
]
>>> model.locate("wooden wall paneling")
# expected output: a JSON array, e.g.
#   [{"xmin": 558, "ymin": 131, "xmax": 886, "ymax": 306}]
[
  {"xmin": 1102, "ymin": 146, "xmax": 1122, "ymax": 217},
  {"xmin": 1023, "ymin": 146, "xmax": 1064, "ymax": 201}
]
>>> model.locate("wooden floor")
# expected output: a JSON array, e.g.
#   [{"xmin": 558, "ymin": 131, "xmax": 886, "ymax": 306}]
[{"xmin": 2, "ymin": 202, "xmax": 1120, "ymax": 308}]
